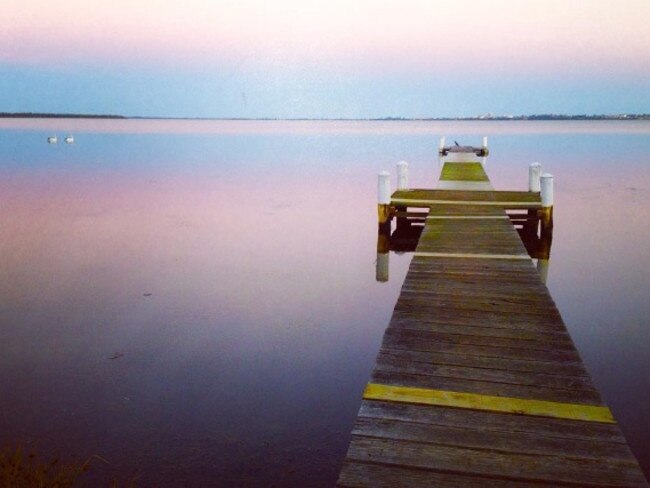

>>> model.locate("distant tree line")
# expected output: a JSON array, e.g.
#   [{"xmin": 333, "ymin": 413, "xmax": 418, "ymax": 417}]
[
  {"xmin": 1, "ymin": 112, "xmax": 649, "ymax": 121},
  {"xmin": 0, "ymin": 112, "xmax": 125, "ymax": 119},
  {"xmin": 372, "ymin": 114, "xmax": 650, "ymax": 121}
]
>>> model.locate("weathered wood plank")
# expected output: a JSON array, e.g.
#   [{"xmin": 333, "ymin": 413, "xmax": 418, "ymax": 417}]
[
  {"xmin": 374, "ymin": 352, "xmax": 594, "ymax": 391},
  {"xmin": 338, "ymin": 161, "xmax": 648, "ymax": 486},
  {"xmin": 391, "ymin": 305, "xmax": 567, "ymax": 330},
  {"xmin": 338, "ymin": 461, "xmax": 555, "ymax": 488},
  {"xmin": 369, "ymin": 370, "xmax": 603, "ymax": 404},
  {"xmin": 357, "ymin": 401, "xmax": 629, "ymax": 443},
  {"xmin": 392, "ymin": 189, "xmax": 542, "ymax": 203},
  {"xmin": 352, "ymin": 416, "xmax": 636, "ymax": 461},
  {"xmin": 377, "ymin": 348, "xmax": 590, "ymax": 377},
  {"xmin": 380, "ymin": 329, "xmax": 584, "ymax": 364},
  {"xmin": 425, "ymin": 204, "xmax": 507, "ymax": 216},
  {"xmin": 381, "ymin": 327, "xmax": 577, "ymax": 353},
  {"xmin": 385, "ymin": 317, "xmax": 575, "ymax": 342},
  {"xmin": 440, "ymin": 162, "xmax": 490, "ymax": 182},
  {"xmin": 344, "ymin": 436, "xmax": 647, "ymax": 486}
]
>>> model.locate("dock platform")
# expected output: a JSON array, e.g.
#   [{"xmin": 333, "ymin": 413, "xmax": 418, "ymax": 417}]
[{"xmin": 338, "ymin": 158, "xmax": 648, "ymax": 486}]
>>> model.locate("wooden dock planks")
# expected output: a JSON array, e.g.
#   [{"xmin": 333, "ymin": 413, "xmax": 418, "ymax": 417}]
[{"xmin": 338, "ymin": 162, "xmax": 648, "ymax": 487}]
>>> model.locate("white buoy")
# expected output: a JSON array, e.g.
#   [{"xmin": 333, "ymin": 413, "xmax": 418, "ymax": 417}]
[
  {"xmin": 396, "ymin": 161, "xmax": 409, "ymax": 190},
  {"xmin": 47, "ymin": 136, "xmax": 58, "ymax": 144},
  {"xmin": 529, "ymin": 162, "xmax": 542, "ymax": 192},
  {"xmin": 65, "ymin": 135, "xmax": 74, "ymax": 144},
  {"xmin": 378, "ymin": 171, "xmax": 391, "ymax": 225}
]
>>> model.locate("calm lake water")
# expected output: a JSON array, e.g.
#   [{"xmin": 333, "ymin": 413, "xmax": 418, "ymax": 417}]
[{"xmin": 1, "ymin": 119, "xmax": 649, "ymax": 486}]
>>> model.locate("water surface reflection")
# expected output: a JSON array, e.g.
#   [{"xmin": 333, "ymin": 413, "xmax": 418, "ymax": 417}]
[{"xmin": 1, "ymin": 120, "xmax": 649, "ymax": 484}]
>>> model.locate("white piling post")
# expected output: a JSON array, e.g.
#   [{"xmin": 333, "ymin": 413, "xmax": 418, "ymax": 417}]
[
  {"xmin": 378, "ymin": 171, "xmax": 391, "ymax": 225},
  {"xmin": 481, "ymin": 136, "xmax": 489, "ymax": 160},
  {"xmin": 378, "ymin": 171, "xmax": 391, "ymax": 205},
  {"xmin": 439, "ymin": 136, "xmax": 445, "ymax": 155},
  {"xmin": 529, "ymin": 163, "xmax": 542, "ymax": 192},
  {"xmin": 540, "ymin": 173, "xmax": 554, "ymax": 207},
  {"xmin": 396, "ymin": 161, "xmax": 409, "ymax": 190},
  {"xmin": 540, "ymin": 173, "xmax": 554, "ymax": 227}
]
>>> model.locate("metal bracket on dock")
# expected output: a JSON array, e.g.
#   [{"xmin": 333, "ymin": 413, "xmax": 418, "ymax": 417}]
[{"xmin": 439, "ymin": 145, "xmax": 489, "ymax": 157}]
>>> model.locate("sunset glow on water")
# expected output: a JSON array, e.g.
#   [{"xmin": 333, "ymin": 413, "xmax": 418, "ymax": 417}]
[{"xmin": 1, "ymin": 119, "xmax": 649, "ymax": 485}]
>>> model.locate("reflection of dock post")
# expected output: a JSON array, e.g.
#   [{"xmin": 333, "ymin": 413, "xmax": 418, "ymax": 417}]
[
  {"xmin": 377, "ymin": 171, "xmax": 392, "ymax": 230},
  {"xmin": 376, "ymin": 227, "xmax": 390, "ymax": 282}
]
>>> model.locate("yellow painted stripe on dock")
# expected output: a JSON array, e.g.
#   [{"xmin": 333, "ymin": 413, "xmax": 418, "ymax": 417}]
[
  {"xmin": 392, "ymin": 198, "xmax": 541, "ymax": 207},
  {"xmin": 363, "ymin": 383, "xmax": 616, "ymax": 424},
  {"xmin": 425, "ymin": 215, "xmax": 509, "ymax": 220},
  {"xmin": 414, "ymin": 252, "xmax": 530, "ymax": 260}
]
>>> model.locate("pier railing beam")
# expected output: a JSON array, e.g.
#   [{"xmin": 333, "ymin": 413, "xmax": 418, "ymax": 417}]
[{"xmin": 378, "ymin": 171, "xmax": 392, "ymax": 228}]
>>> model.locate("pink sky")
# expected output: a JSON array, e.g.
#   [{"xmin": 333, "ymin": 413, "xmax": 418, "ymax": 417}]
[
  {"xmin": 2, "ymin": 0, "xmax": 649, "ymax": 117},
  {"xmin": 3, "ymin": 0, "xmax": 650, "ymax": 75}
]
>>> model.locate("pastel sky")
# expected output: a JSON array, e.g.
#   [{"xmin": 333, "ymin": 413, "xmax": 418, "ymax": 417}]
[{"xmin": 2, "ymin": 0, "xmax": 650, "ymax": 118}]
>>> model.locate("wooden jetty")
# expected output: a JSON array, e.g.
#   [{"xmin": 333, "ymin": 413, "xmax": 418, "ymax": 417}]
[{"xmin": 338, "ymin": 144, "xmax": 648, "ymax": 487}]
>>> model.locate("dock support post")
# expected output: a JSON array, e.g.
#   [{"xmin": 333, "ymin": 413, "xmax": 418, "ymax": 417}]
[
  {"xmin": 536, "ymin": 220, "xmax": 553, "ymax": 284},
  {"xmin": 438, "ymin": 136, "xmax": 445, "ymax": 155},
  {"xmin": 378, "ymin": 171, "xmax": 392, "ymax": 229},
  {"xmin": 526, "ymin": 163, "xmax": 543, "ymax": 235},
  {"xmin": 529, "ymin": 162, "xmax": 542, "ymax": 192},
  {"xmin": 481, "ymin": 136, "xmax": 489, "ymax": 160},
  {"xmin": 397, "ymin": 161, "xmax": 409, "ymax": 190},
  {"xmin": 540, "ymin": 173, "xmax": 553, "ymax": 229},
  {"xmin": 395, "ymin": 161, "xmax": 408, "ymax": 229}
]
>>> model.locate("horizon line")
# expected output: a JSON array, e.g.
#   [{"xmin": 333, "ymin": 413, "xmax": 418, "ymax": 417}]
[{"xmin": 2, "ymin": 112, "xmax": 650, "ymax": 121}]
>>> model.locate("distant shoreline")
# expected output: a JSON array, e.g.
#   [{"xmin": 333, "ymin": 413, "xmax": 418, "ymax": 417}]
[
  {"xmin": 1, "ymin": 112, "xmax": 649, "ymax": 121},
  {"xmin": 0, "ymin": 113, "xmax": 126, "ymax": 119}
]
